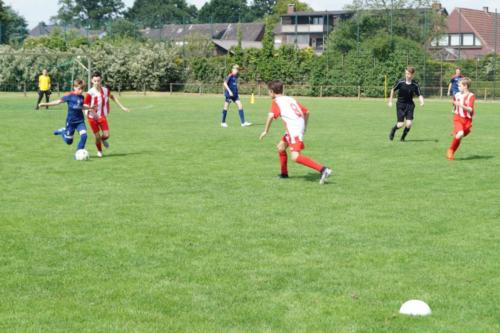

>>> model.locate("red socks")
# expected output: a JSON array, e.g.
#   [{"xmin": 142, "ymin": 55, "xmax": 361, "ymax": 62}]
[
  {"xmin": 296, "ymin": 155, "xmax": 323, "ymax": 172},
  {"xmin": 449, "ymin": 137, "xmax": 461, "ymax": 153},
  {"xmin": 96, "ymin": 140, "xmax": 102, "ymax": 152},
  {"xmin": 279, "ymin": 151, "xmax": 288, "ymax": 175}
]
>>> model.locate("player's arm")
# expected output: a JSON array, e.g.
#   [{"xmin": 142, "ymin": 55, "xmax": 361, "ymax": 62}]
[
  {"xmin": 415, "ymin": 84, "xmax": 424, "ymax": 107},
  {"xmin": 38, "ymin": 99, "xmax": 64, "ymax": 108},
  {"xmin": 447, "ymin": 82, "xmax": 452, "ymax": 96},
  {"xmin": 110, "ymin": 94, "xmax": 130, "ymax": 112},
  {"xmin": 223, "ymin": 78, "xmax": 233, "ymax": 96},
  {"xmin": 259, "ymin": 113, "xmax": 274, "ymax": 140},
  {"xmin": 388, "ymin": 82, "xmax": 399, "ymax": 107}
]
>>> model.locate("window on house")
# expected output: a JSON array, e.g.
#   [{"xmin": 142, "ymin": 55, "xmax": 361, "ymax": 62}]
[
  {"xmin": 475, "ymin": 37, "xmax": 482, "ymax": 46},
  {"xmin": 312, "ymin": 17, "xmax": 323, "ymax": 25},
  {"xmin": 431, "ymin": 38, "xmax": 438, "ymax": 46},
  {"xmin": 450, "ymin": 34, "xmax": 461, "ymax": 46},
  {"xmin": 463, "ymin": 34, "xmax": 474, "ymax": 46},
  {"xmin": 439, "ymin": 35, "xmax": 449, "ymax": 46}
]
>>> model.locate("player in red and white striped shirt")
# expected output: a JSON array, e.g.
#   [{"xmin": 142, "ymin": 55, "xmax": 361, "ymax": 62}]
[
  {"xmin": 83, "ymin": 71, "xmax": 130, "ymax": 157},
  {"xmin": 447, "ymin": 77, "xmax": 475, "ymax": 160},
  {"xmin": 259, "ymin": 80, "xmax": 332, "ymax": 184}
]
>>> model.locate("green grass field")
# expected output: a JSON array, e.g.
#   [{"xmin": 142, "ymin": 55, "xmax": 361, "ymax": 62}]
[{"xmin": 1, "ymin": 93, "xmax": 499, "ymax": 332}]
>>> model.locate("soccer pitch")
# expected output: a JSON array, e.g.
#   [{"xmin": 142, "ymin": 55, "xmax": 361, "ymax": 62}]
[{"xmin": 1, "ymin": 93, "xmax": 499, "ymax": 332}]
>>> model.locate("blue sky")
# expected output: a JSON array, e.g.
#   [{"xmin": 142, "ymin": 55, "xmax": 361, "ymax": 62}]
[{"xmin": 5, "ymin": 0, "xmax": 500, "ymax": 29}]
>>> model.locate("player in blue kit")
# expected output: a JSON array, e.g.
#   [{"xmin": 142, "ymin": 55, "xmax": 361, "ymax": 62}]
[
  {"xmin": 221, "ymin": 64, "xmax": 252, "ymax": 128},
  {"xmin": 448, "ymin": 67, "xmax": 463, "ymax": 97},
  {"xmin": 39, "ymin": 79, "xmax": 97, "ymax": 155}
]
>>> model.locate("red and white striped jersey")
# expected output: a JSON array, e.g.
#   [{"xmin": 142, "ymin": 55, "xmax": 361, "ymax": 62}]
[
  {"xmin": 270, "ymin": 96, "xmax": 309, "ymax": 142},
  {"xmin": 453, "ymin": 92, "xmax": 475, "ymax": 119},
  {"xmin": 84, "ymin": 86, "xmax": 112, "ymax": 119}
]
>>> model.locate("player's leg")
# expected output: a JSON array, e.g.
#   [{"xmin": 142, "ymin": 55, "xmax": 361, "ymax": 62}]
[
  {"xmin": 100, "ymin": 118, "xmax": 110, "ymax": 148},
  {"xmin": 400, "ymin": 104, "xmax": 414, "ymax": 141},
  {"xmin": 221, "ymin": 100, "xmax": 230, "ymax": 127},
  {"xmin": 236, "ymin": 99, "xmax": 251, "ymax": 127},
  {"xmin": 44, "ymin": 91, "xmax": 50, "ymax": 108},
  {"xmin": 277, "ymin": 137, "xmax": 289, "ymax": 178},
  {"xmin": 447, "ymin": 118, "xmax": 464, "ymax": 160},
  {"xmin": 76, "ymin": 122, "xmax": 88, "ymax": 150},
  {"xmin": 63, "ymin": 125, "xmax": 75, "ymax": 145},
  {"xmin": 291, "ymin": 150, "xmax": 332, "ymax": 184},
  {"xmin": 289, "ymin": 137, "xmax": 331, "ymax": 184},
  {"xmin": 35, "ymin": 90, "xmax": 43, "ymax": 110},
  {"xmin": 389, "ymin": 103, "xmax": 405, "ymax": 140},
  {"xmin": 89, "ymin": 118, "xmax": 103, "ymax": 156}
]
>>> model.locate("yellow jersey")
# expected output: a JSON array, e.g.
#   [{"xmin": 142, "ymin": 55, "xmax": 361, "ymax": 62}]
[{"xmin": 38, "ymin": 75, "xmax": 51, "ymax": 91}]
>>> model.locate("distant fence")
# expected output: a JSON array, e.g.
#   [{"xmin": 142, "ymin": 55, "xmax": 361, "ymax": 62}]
[{"xmin": 2, "ymin": 81, "xmax": 498, "ymax": 100}]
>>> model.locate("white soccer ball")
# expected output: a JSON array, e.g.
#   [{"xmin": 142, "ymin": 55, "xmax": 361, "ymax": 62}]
[
  {"xmin": 399, "ymin": 300, "xmax": 432, "ymax": 316},
  {"xmin": 75, "ymin": 149, "xmax": 90, "ymax": 161}
]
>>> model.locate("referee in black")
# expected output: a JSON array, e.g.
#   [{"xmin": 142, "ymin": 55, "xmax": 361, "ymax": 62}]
[{"xmin": 388, "ymin": 67, "xmax": 424, "ymax": 141}]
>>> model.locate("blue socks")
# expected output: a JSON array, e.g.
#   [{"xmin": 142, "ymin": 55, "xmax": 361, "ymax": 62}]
[
  {"xmin": 77, "ymin": 133, "xmax": 87, "ymax": 150},
  {"xmin": 238, "ymin": 109, "xmax": 245, "ymax": 124},
  {"xmin": 222, "ymin": 109, "xmax": 246, "ymax": 124}
]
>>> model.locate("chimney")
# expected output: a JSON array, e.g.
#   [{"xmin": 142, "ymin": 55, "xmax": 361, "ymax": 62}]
[
  {"xmin": 483, "ymin": 7, "xmax": 489, "ymax": 13},
  {"xmin": 288, "ymin": 4, "xmax": 296, "ymax": 14},
  {"xmin": 431, "ymin": 2, "xmax": 442, "ymax": 11}
]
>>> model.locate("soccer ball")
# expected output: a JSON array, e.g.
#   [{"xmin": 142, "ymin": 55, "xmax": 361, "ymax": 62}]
[
  {"xmin": 75, "ymin": 149, "xmax": 90, "ymax": 161},
  {"xmin": 399, "ymin": 300, "xmax": 432, "ymax": 316}
]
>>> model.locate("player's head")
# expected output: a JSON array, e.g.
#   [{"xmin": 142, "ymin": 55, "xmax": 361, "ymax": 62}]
[
  {"xmin": 232, "ymin": 64, "xmax": 240, "ymax": 75},
  {"xmin": 459, "ymin": 77, "xmax": 471, "ymax": 92},
  {"xmin": 73, "ymin": 79, "xmax": 86, "ymax": 94},
  {"xmin": 405, "ymin": 67, "xmax": 415, "ymax": 80},
  {"xmin": 455, "ymin": 67, "xmax": 462, "ymax": 76},
  {"xmin": 91, "ymin": 71, "xmax": 102, "ymax": 88},
  {"xmin": 42, "ymin": 69, "xmax": 48, "ymax": 75},
  {"xmin": 267, "ymin": 80, "xmax": 284, "ymax": 98}
]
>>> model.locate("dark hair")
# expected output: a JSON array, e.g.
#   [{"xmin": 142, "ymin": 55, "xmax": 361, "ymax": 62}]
[
  {"xmin": 73, "ymin": 79, "xmax": 86, "ymax": 88},
  {"xmin": 406, "ymin": 66, "xmax": 415, "ymax": 74},
  {"xmin": 455, "ymin": 67, "xmax": 462, "ymax": 70},
  {"xmin": 267, "ymin": 80, "xmax": 283, "ymax": 94},
  {"xmin": 92, "ymin": 71, "xmax": 102, "ymax": 78}
]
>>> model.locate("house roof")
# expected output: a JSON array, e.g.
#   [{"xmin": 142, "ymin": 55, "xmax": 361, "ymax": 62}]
[
  {"xmin": 281, "ymin": 10, "xmax": 353, "ymax": 18},
  {"xmin": 213, "ymin": 40, "xmax": 263, "ymax": 52},
  {"xmin": 142, "ymin": 23, "xmax": 264, "ymax": 42},
  {"xmin": 29, "ymin": 23, "xmax": 105, "ymax": 38},
  {"xmin": 447, "ymin": 8, "xmax": 500, "ymax": 54},
  {"xmin": 220, "ymin": 23, "xmax": 264, "ymax": 41}
]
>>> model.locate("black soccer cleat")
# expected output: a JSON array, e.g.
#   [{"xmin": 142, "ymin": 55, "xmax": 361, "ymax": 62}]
[{"xmin": 278, "ymin": 173, "xmax": 289, "ymax": 179}]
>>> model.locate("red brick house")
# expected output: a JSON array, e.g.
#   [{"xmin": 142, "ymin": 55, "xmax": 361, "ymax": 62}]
[{"xmin": 431, "ymin": 6, "xmax": 500, "ymax": 60}]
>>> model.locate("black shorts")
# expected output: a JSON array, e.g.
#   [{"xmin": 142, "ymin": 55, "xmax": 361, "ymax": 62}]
[
  {"xmin": 396, "ymin": 102, "xmax": 415, "ymax": 122},
  {"xmin": 38, "ymin": 90, "xmax": 51, "ymax": 97}
]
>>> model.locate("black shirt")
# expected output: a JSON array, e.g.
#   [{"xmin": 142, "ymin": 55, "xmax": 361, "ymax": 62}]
[{"xmin": 393, "ymin": 79, "xmax": 421, "ymax": 104}]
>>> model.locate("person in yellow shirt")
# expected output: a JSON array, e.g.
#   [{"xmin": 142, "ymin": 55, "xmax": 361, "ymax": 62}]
[{"xmin": 35, "ymin": 69, "xmax": 51, "ymax": 110}]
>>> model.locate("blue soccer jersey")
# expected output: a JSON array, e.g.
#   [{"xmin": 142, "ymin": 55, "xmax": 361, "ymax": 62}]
[
  {"xmin": 61, "ymin": 92, "xmax": 85, "ymax": 124},
  {"xmin": 224, "ymin": 73, "xmax": 238, "ymax": 99},
  {"xmin": 450, "ymin": 75, "xmax": 463, "ymax": 96}
]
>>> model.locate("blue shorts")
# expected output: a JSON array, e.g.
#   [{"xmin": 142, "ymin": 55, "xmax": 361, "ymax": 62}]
[
  {"xmin": 65, "ymin": 121, "xmax": 87, "ymax": 140},
  {"xmin": 225, "ymin": 95, "xmax": 240, "ymax": 103}
]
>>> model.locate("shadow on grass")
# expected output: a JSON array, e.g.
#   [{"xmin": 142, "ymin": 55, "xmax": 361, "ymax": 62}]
[
  {"xmin": 455, "ymin": 155, "xmax": 494, "ymax": 161},
  {"xmin": 404, "ymin": 139, "xmax": 439, "ymax": 143},
  {"xmin": 102, "ymin": 151, "xmax": 154, "ymax": 158},
  {"xmin": 295, "ymin": 172, "xmax": 334, "ymax": 185}
]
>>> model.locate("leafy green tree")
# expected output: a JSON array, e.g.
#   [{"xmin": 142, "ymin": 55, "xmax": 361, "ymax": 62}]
[
  {"xmin": 198, "ymin": 0, "xmax": 250, "ymax": 23},
  {"xmin": 272, "ymin": 0, "xmax": 312, "ymax": 15},
  {"xmin": 106, "ymin": 18, "xmax": 141, "ymax": 40},
  {"xmin": 54, "ymin": 0, "xmax": 125, "ymax": 29},
  {"xmin": 126, "ymin": 0, "xmax": 197, "ymax": 27},
  {"xmin": 0, "ymin": 2, "xmax": 28, "ymax": 44},
  {"xmin": 249, "ymin": 0, "xmax": 276, "ymax": 19}
]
